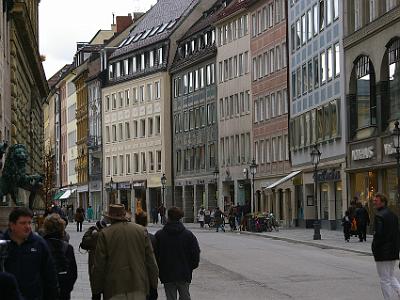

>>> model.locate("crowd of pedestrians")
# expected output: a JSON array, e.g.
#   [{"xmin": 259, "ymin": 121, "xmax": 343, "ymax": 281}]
[
  {"xmin": 2, "ymin": 191, "xmax": 400, "ymax": 300},
  {"xmin": 0, "ymin": 202, "xmax": 199, "ymax": 300}
]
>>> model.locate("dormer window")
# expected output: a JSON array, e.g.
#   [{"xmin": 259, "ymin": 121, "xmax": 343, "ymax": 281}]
[
  {"xmin": 109, "ymin": 64, "xmax": 114, "ymax": 79},
  {"xmin": 149, "ymin": 51, "xmax": 154, "ymax": 67},
  {"xmin": 132, "ymin": 56, "xmax": 137, "ymax": 73},
  {"xmin": 158, "ymin": 47, "xmax": 163, "ymax": 65}
]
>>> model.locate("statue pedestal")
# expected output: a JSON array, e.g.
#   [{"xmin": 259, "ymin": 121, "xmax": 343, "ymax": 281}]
[{"xmin": 0, "ymin": 206, "xmax": 17, "ymax": 232}]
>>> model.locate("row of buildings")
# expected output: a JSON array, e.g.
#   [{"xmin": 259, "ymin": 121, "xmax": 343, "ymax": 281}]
[{"xmin": 46, "ymin": 0, "xmax": 400, "ymax": 229}]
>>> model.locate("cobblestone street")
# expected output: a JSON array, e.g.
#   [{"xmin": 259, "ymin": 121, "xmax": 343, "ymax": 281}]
[{"xmin": 68, "ymin": 221, "xmax": 391, "ymax": 300}]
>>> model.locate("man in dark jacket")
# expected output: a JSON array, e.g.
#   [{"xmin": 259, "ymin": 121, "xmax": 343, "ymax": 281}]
[
  {"xmin": 355, "ymin": 202, "xmax": 370, "ymax": 242},
  {"xmin": 2, "ymin": 207, "xmax": 59, "ymax": 300},
  {"xmin": 155, "ymin": 207, "xmax": 200, "ymax": 300},
  {"xmin": 372, "ymin": 193, "xmax": 400, "ymax": 299}
]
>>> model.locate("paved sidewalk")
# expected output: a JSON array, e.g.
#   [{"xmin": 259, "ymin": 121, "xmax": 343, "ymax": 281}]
[{"xmin": 153, "ymin": 223, "xmax": 373, "ymax": 256}]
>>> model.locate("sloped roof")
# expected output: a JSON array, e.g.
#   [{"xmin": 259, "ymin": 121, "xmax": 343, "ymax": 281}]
[
  {"xmin": 110, "ymin": 0, "xmax": 199, "ymax": 59},
  {"xmin": 216, "ymin": 0, "xmax": 256, "ymax": 22},
  {"xmin": 179, "ymin": 0, "xmax": 224, "ymax": 42}
]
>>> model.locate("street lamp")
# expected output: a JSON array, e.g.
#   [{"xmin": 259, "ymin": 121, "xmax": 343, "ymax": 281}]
[
  {"xmin": 213, "ymin": 166, "xmax": 219, "ymax": 207},
  {"xmin": 392, "ymin": 120, "xmax": 400, "ymax": 206},
  {"xmin": 310, "ymin": 145, "xmax": 322, "ymax": 240},
  {"xmin": 109, "ymin": 177, "xmax": 115, "ymax": 204},
  {"xmin": 249, "ymin": 159, "xmax": 258, "ymax": 214},
  {"xmin": 161, "ymin": 173, "xmax": 166, "ymax": 207}
]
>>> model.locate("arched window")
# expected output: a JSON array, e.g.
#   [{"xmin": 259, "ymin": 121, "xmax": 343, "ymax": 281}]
[
  {"xmin": 355, "ymin": 56, "xmax": 376, "ymax": 129},
  {"xmin": 389, "ymin": 39, "xmax": 400, "ymax": 120}
]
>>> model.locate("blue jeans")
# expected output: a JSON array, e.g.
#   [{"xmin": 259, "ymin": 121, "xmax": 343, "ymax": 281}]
[{"xmin": 216, "ymin": 223, "xmax": 225, "ymax": 232}]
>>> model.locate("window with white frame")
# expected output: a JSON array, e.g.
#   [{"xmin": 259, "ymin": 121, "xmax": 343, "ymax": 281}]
[
  {"xmin": 307, "ymin": 9, "xmax": 313, "ymax": 40},
  {"xmin": 105, "ymin": 126, "xmax": 110, "ymax": 143},
  {"xmin": 141, "ymin": 152, "xmax": 146, "ymax": 172},
  {"xmin": 119, "ymin": 155, "xmax": 124, "ymax": 175},
  {"xmin": 319, "ymin": 0, "xmax": 325, "ymax": 31},
  {"xmin": 106, "ymin": 157, "xmax": 110, "ymax": 176},
  {"xmin": 118, "ymin": 123, "xmax": 123, "ymax": 141},
  {"xmin": 113, "ymin": 156, "xmax": 117, "ymax": 175},
  {"xmin": 140, "ymin": 119, "xmax": 146, "ymax": 137},
  {"xmin": 133, "ymin": 153, "xmax": 139, "ymax": 173},
  {"xmin": 125, "ymin": 122, "xmax": 130, "ymax": 139},
  {"xmin": 112, "ymin": 93, "xmax": 117, "ymax": 109},
  {"xmin": 327, "ymin": 0, "xmax": 333, "ymax": 25},
  {"xmin": 149, "ymin": 151, "xmax": 154, "ymax": 172},
  {"xmin": 313, "ymin": 4, "xmax": 318, "ymax": 36},
  {"xmin": 327, "ymin": 46, "xmax": 333, "ymax": 80},
  {"xmin": 270, "ymin": 49, "xmax": 275, "ymax": 73},
  {"xmin": 155, "ymin": 81, "xmax": 161, "ymax": 99},
  {"xmin": 320, "ymin": 51, "xmax": 326, "ymax": 84},
  {"xmin": 112, "ymin": 125, "xmax": 117, "ymax": 142},
  {"xmin": 266, "ymin": 139, "xmax": 270, "ymax": 163},
  {"xmin": 301, "ymin": 14, "xmax": 306, "ymax": 45},
  {"xmin": 271, "ymin": 93, "xmax": 276, "ymax": 117},
  {"xmin": 155, "ymin": 115, "xmax": 161, "ymax": 135},
  {"xmin": 334, "ymin": 43, "xmax": 340, "ymax": 77},
  {"xmin": 139, "ymin": 85, "xmax": 144, "ymax": 102},
  {"xmin": 156, "ymin": 150, "xmax": 161, "ymax": 171},
  {"xmin": 269, "ymin": 3, "xmax": 274, "ymax": 27},
  {"xmin": 126, "ymin": 154, "xmax": 131, "ymax": 174},
  {"xmin": 148, "ymin": 117, "xmax": 154, "ymax": 137}
]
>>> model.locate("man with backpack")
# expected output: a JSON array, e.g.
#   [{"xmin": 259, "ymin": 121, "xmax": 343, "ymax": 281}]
[{"xmin": 80, "ymin": 220, "xmax": 107, "ymax": 300}]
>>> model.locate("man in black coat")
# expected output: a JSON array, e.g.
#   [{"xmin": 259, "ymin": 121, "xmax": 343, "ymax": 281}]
[
  {"xmin": 372, "ymin": 193, "xmax": 400, "ymax": 299},
  {"xmin": 155, "ymin": 207, "xmax": 200, "ymax": 300},
  {"xmin": 2, "ymin": 207, "xmax": 59, "ymax": 300},
  {"xmin": 355, "ymin": 202, "xmax": 370, "ymax": 242}
]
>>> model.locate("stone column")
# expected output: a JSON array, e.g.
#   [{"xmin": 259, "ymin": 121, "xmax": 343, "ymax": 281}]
[
  {"xmin": 183, "ymin": 186, "xmax": 194, "ymax": 222},
  {"xmin": 145, "ymin": 188, "xmax": 150, "ymax": 214}
]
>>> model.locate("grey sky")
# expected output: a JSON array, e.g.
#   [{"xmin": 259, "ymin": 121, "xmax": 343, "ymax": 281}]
[{"xmin": 39, "ymin": 0, "xmax": 157, "ymax": 79}]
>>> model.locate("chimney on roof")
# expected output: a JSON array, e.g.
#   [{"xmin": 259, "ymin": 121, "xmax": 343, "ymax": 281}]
[{"xmin": 115, "ymin": 15, "xmax": 133, "ymax": 33}]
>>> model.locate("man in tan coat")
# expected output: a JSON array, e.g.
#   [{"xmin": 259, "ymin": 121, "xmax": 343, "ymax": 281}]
[{"xmin": 92, "ymin": 204, "xmax": 159, "ymax": 300}]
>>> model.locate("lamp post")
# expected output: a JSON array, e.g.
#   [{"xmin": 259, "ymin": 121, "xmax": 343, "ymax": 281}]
[
  {"xmin": 109, "ymin": 177, "xmax": 114, "ymax": 204},
  {"xmin": 161, "ymin": 173, "xmax": 166, "ymax": 207},
  {"xmin": 213, "ymin": 166, "xmax": 219, "ymax": 208},
  {"xmin": 310, "ymin": 145, "xmax": 321, "ymax": 240},
  {"xmin": 392, "ymin": 120, "xmax": 400, "ymax": 207},
  {"xmin": 249, "ymin": 159, "xmax": 258, "ymax": 214}
]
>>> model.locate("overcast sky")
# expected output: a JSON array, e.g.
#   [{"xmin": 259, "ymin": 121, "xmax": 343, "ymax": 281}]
[{"xmin": 39, "ymin": 0, "xmax": 157, "ymax": 79}]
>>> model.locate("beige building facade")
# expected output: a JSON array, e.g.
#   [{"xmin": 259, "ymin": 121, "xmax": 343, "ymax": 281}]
[{"xmin": 215, "ymin": 0, "xmax": 253, "ymax": 211}]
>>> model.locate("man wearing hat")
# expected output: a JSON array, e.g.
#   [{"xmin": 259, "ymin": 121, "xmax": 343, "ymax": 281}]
[{"xmin": 92, "ymin": 204, "xmax": 159, "ymax": 300}]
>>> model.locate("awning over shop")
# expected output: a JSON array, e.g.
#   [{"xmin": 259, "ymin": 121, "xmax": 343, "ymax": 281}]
[
  {"xmin": 53, "ymin": 191, "xmax": 66, "ymax": 200},
  {"xmin": 265, "ymin": 170, "xmax": 302, "ymax": 190},
  {"xmin": 59, "ymin": 189, "xmax": 76, "ymax": 200}
]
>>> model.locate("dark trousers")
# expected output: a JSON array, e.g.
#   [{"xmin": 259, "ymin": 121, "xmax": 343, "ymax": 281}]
[
  {"xmin": 76, "ymin": 221, "xmax": 83, "ymax": 232},
  {"xmin": 199, "ymin": 221, "xmax": 204, "ymax": 228},
  {"xmin": 358, "ymin": 224, "xmax": 367, "ymax": 241},
  {"xmin": 164, "ymin": 282, "xmax": 191, "ymax": 300}
]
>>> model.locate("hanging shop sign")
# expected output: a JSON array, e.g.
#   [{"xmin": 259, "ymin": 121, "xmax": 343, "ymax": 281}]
[
  {"xmin": 131, "ymin": 181, "xmax": 146, "ymax": 188},
  {"xmin": 316, "ymin": 169, "xmax": 341, "ymax": 182},
  {"xmin": 351, "ymin": 146, "xmax": 374, "ymax": 161}
]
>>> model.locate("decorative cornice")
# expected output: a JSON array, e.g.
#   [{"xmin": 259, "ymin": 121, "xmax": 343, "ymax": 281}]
[{"xmin": 344, "ymin": 6, "xmax": 400, "ymax": 50}]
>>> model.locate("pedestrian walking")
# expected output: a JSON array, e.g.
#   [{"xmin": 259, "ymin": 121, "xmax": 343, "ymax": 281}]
[
  {"xmin": 75, "ymin": 207, "xmax": 85, "ymax": 232},
  {"xmin": 342, "ymin": 210, "xmax": 351, "ymax": 242},
  {"xmin": 1, "ymin": 207, "xmax": 59, "ymax": 300},
  {"xmin": 86, "ymin": 205, "xmax": 94, "ymax": 223},
  {"xmin": 214, "ymin": 207, "xmax": 225, "ymax": 232},
  {"xmin": 43, "ymin": 213, "xmax": 77, "ymax": 300},
  {"xmin": 355, "ymin": 202, "xmax": 370, "ymax": 242},
  {"xmin": 154, "ymin": 207, "xmax": 200, "ymax": 300},
  {"xmin": 80, "ymin": 219, "xmax": 107, "ymax": 300},
  {"xmin": 371, "ymin": 193, "xmax": 400, "ymax": 300},
  {"xmin": 135, "ymin": 211, "xmax": 158, "ymax": 300},
  {"xmin": 159, "ymin": 205, "xmax": 166, "ymax": 225},
  {"xmin": 197, "ymin": 207, "xmax": 205, "ymax": 228},
  {"xmin": 151, "ymin": 207, "xmax": 159, "ymax": 224},
  {"xmin": 92, "ymin": 204, "xmax": 159, "ymax": 300}
]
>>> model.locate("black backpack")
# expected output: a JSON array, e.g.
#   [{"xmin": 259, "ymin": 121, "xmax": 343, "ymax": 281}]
[{"xmin": 47, "ymin": 239, "xmax": 73, "ymax": 294}]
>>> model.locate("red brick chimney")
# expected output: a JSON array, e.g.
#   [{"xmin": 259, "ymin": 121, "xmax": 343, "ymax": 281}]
[{"xmin": 116, "ymin": 15, "xmax": 133, "ymax": 33}]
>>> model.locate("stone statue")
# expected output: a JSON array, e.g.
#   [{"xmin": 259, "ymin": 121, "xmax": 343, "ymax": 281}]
[{"xmin": 0, "ymin": 144, "xmax": 43, "ymax": 207}]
